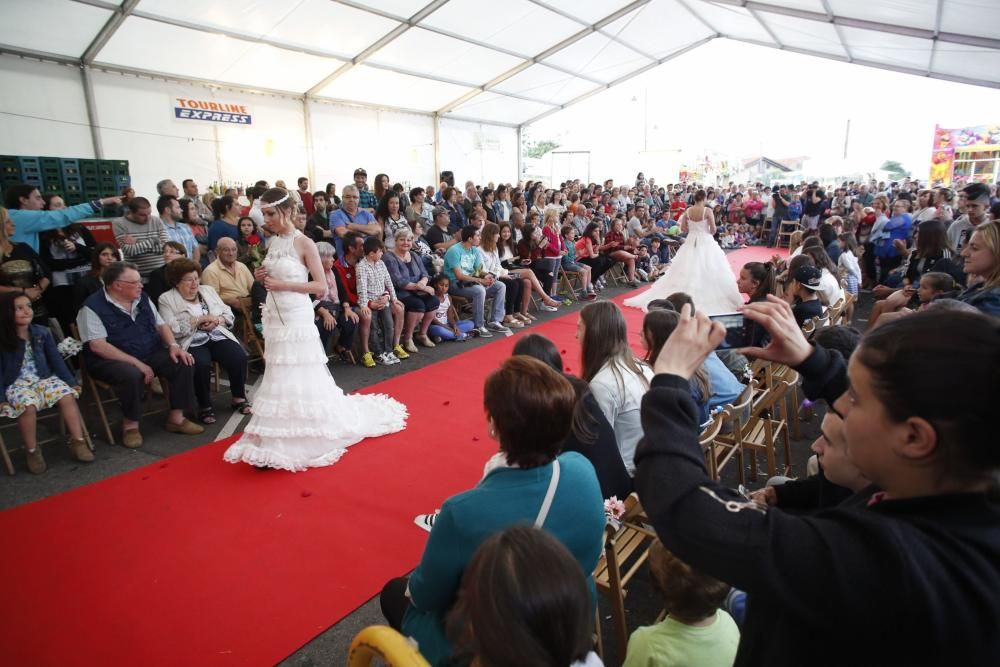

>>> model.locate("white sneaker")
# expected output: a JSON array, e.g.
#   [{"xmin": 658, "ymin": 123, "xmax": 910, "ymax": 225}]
[
  {"xmin": 476, "ymin": 326, "xmax": 493, "ymax": 338},
  {"xmin": 387, "ymin": 352, "xmax": 401, "ymax": 365},
  {"xmin": 540, "ymin": 303, "xmax": 558, "ymax": 312},
  {"xmin": 378, "ymin": 352, "xmax": 396, "ymax": 365},
  {"xmin": 486, "ymin": 321, "xmax": 511, "ymax": 333},
  {"xmin": 414, "ymin": 511, "xmax": 439, "ymax": 532}
]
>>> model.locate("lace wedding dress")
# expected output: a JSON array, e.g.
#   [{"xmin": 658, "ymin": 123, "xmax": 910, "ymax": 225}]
[
  {"xmin": 224, "ymin": 231, "xmax": 407, "ymax": 471},
  {"xmin": 624, "ymin": 212, "xmax": 744, "ymax": 315}
]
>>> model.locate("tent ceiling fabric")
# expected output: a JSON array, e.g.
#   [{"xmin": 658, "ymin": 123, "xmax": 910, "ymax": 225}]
[{"xmin": 1, "ymin": 0, "xmax": 998, "ymax": 128}]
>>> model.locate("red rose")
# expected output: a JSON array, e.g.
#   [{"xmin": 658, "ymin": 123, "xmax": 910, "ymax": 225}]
[{"xmin": 247, "ymin": 234, "xmax": 261, "ymax": 245}]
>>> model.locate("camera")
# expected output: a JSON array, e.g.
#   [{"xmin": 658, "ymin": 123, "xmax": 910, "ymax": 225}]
[{"xmin": 708, "ymin": 313, "xmax": 745, "ymax": 350}]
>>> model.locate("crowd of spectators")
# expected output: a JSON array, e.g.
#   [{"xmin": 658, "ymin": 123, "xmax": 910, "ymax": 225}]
[{"xmin": 2, "ymin": 166, "xmax": 999, "ymax": 666}]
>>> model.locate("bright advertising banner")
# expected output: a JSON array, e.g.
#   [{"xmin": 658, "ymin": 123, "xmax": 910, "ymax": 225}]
[
  {"xmin": 929, "ymin": 124, "xmax": 1000, "ymax": 186},
  {"xmin": 174, "ymin": 98, "xmax": 252, "ymax": 125}
]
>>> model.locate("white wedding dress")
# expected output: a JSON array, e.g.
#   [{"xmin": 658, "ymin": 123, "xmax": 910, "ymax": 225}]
[
  {"xmin": 224, "ymin": 230, "xmax": 407, "ymax": 471},
  {"xmin": 624, "ymin": 211, "xmax": 744, "ymax": 315}
]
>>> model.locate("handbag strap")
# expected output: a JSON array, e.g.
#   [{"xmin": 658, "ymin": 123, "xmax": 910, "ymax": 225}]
[{"xmin": 534, "ymin": 459, "xmax": 560, "ymax": 528}]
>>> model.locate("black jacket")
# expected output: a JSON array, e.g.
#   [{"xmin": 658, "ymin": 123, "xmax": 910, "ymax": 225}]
[{"xmin": 634, "ymin": 345, "xmax": 1000, "ymax": 666}]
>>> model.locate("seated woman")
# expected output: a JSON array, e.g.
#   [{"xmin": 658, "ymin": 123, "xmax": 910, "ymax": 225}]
[
  {"xmin": 40, "ymin": 222, "xmax": 96, "ymax": 334},
  {"xmin": 313, "ymin": 242, "xmax": 358, "ymax": 361},
  {"xmin": 956, "ymin": 220, "xmax": 1000, "ymax": 317},
  {"xmin": 636, "ymin": 298, "xmax": 1000, "ymax": 665},
  {"xmin": 497, "ymin": 221, "xmax": 558, "ymax": 320},
  {"xmin": 145, "ymin": 241, "xmax": 187, "ymax": 307},
  {"xmin": 383, "ymin": 227, "xmax": 442, "ymax": 351},
  {"xmin": 448, "ymin": 525, "xmax": 602, "ymax": 667},
  {"xmin": 476, "ymin": 223, "xmax": 524, "ymax": 330},
  {"xmin": 642, "ymin": 309, "xmax": 712, "ymax": 424},
  {"xmin": 72, "ymin": 243, "xmax": 118, "ymax": 316},
  {"xmin": 575, "ymin": 222, "xmax": 616, "ymax": 288},
  {"xmin": 157, "ymin": 258, "xmax": 250, "ymax": 424},
  {"xmin": 512, "ymin": 333, "xmax": 632, "ymax": 500},
  {"xmin": 0, "ymin": 292, "xmax": 89, "ymax": 474},
  {"xmin": 378, "ymin": 356, "xmax": 605, "ymax": 667},
  {"xmin": 516, "ymin": 223, "xmax": 560, "ymax": 309},
  {"xmin": 0, "ymin": 208, "xmax": 52, "ymax": 324},
  {"xmin": 560, "ymin": 225, "xmax": 595, "ymax": 299},
  {"xmin": 737, "ymin": 261, "xmax": 776, "ymax": 348},
  {"xmin": 579, "ymin": 301, "xmax": 654, "ymax": 476},
  {"xmin": 601, "ymin": 216, "xmax": 640, "ymax": 286}
]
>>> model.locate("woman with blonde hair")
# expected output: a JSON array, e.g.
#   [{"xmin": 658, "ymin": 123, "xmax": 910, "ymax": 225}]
[{"xmin": 956, "ymin": 221, "xmax": 1000, "ymax": 316}]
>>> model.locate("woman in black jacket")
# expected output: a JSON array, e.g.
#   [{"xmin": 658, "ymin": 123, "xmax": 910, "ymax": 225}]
[{"xmin": 635, "ymin": 298, "xmax": 1000, "ymax": 667}]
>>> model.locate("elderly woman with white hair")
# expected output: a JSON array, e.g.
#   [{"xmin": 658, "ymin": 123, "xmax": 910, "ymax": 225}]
[
  {"xmin": 383, "ymin": 227, "xmax": 439, "ymax": 352},
  {"xmin": 314, "ymin": 241, "xmax": 359, "ymax": 360}
]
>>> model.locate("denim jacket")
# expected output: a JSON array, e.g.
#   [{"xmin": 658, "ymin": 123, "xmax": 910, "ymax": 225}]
[{"xmin": 0, "ymin": 325, "xmax": 77, "ymax": 400}]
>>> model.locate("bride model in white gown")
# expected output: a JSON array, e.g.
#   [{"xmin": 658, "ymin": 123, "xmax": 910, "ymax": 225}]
[
  {"xmin": 224, "ymin": 188, "xmax": 407, "ymax": 471},
  {"xmin": 624, "ymin": 191, "xmax": 743, "ymax": 315}
]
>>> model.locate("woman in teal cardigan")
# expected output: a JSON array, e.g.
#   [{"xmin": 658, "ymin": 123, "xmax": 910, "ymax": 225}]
[{"xmin": 380, "ymin": 356, "xmax": 607, "ymax": 666}]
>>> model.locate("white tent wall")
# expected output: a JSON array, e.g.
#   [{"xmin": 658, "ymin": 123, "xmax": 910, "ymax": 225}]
[
  {"xmin": 90, "ymin": 71, "xmax": 219, "ymax": 199},
  {"xmin": 214, "ymin": 92, "xmax": 308, "ymax": 191},
  {"xmin": 439, "ymin": 119, "xmax": 518, "ymax": 187},
  {"xmin": 0, "ymin": 57, "xmax": 94, "ymax": 159},
  {"xmin": 309, "ymin": 102, "xmax": 435, "ymax": 193}
]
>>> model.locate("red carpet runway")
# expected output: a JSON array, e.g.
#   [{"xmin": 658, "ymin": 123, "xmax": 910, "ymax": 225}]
[{"xmin": 0, "ymin": 246, "xmax": 776, "ymax": 666}]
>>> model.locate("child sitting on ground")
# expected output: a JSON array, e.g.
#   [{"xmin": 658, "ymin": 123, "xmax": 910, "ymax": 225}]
[
  {"xmin": 623, "ymin": 540, "xmax": 739, "ymax": 667},
  {"xmin": 428, "ymin": 273, "xmax": 473, "ymax": 342},
  {"xmin": 635, "ymin": 244, "xmax": 653, "ymax": 281},
  {"xmin": 647, "ymin": 237, "xmax": 668, "ymax": 280}
]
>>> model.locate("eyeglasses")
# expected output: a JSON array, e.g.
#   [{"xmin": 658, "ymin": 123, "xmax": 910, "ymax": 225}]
[{"xmin": 179, "ymin": 277, "xmax": 200, "ymax": 284}]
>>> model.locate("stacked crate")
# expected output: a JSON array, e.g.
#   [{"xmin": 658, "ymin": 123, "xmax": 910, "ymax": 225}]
[{"xmin": 0, "ymin": 155, "xmax": 130, "ymax": 207}]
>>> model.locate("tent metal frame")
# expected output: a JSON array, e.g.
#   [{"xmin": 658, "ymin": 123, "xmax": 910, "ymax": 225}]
[{"xmin": 4, "ymin": 0, "xmax": 999, "ymax": 178}]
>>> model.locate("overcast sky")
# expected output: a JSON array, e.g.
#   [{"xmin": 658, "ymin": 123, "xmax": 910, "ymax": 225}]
[{"xmin": 528, "ymin": 39, "xmax": 1000, "ymax": 180}]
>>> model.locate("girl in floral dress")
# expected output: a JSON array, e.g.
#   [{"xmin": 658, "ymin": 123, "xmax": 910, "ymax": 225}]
[{"xmin": 0, "ymin": 293, "xmax": 90, "ymax": 473}]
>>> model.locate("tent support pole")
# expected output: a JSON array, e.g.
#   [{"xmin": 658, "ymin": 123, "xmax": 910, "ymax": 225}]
[
  {"xmin": 303, "ymin": 97, "xmax": 316, "ymax": 187},
  {"xmin": 433, "ymin": 113, "xmax": 441, "ymax": 187},
  {"xmin": 517, "ymin": 126, "xmax": 523, "ymax": 183},
  {"xmin": 80, "ymin": 65, "xmax": 104, "ymax": 159}
]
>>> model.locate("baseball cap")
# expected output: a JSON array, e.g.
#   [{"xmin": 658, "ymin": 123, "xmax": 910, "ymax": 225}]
[
  {"xmin": 432, "ymin": 205, "xmax": 449, "ymax": 217},
  {"xmin": 792, "ymin": 265, "xmax": 823, "ymax": 290},
  {"xmin": 354, "ymin": 168, "xmax": 367, "ymax": 176}
]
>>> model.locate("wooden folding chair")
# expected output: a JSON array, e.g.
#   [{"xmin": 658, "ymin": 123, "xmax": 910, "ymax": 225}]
[
  {"xmin": 234, "ymin": 298, "xmax": 264, "ymax": 368},
  {"xmin": 741, "ymin": 376, "xmax": 794, "ymax": 480},
  {"xmin": 594, "ymin": 493, "xmax": 658, "ymax": 660},
  {"xmin": 558, "ymin": 264, "xmax": 585, "ymax": 301},
  {"xmin": 708, "ymin": 382, "xmax": 756, "ymax": 484},
  {"xmin": 698, "ymin": 410, "xmax": 725, "ymax": 480},
  {"xmin": 70, "ymin": 325, "xmax": 168, "ymax": 445},
  {"xmin": 0, "ymin": 407, "xmax": 94, "ymax": 476},
  {"xmin": 825, "ymin": 298, "xmax": 845, "ymax": 326}
]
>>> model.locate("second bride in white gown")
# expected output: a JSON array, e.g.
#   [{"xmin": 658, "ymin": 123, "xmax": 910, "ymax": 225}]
[
  {"xmin": 224, "ymin": 188, "xmax": 407, "ymax": 471},
  {"xmin": 624, "ymin": 190, "xmax": 744, "ymax": 315}
]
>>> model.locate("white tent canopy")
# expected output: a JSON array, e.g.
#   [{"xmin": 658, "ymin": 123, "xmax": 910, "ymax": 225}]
[{"xmin": 1, "ymin": 0, "xmax": 997, "ymax": 191}]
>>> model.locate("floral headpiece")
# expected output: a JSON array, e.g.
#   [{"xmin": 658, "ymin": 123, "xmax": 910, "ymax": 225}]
[{"xmin": 259, "ymin": 193, "xmax": 290, "ymax": 209}]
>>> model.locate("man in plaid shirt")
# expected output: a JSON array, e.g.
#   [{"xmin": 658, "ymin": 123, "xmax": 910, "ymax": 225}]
[{"xmin": 354, "ymin": 167, "xmax": 378, "ymax": 213}]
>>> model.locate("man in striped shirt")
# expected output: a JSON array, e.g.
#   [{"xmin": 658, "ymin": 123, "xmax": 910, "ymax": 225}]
[{"xmin": 112, "ymin": 197, "xmax": 168, "ymax": 281}]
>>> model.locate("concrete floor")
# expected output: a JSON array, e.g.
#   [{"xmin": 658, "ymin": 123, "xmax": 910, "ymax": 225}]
[{"xmin": 1, "ymin": 276, "xmax": 872, "ymax": 667}]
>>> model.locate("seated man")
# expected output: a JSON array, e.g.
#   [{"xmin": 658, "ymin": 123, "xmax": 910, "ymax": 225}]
[
  {"xmin": 76, "ymin": 261, "xmax": 203, "ymax": 447},
  {"xmin": 201, "ymin": 237, "xmax": 260, "ymax": 331},
  {"xmin": 443, "ymin": 225, "xmax": 509, "ymax": 338}
]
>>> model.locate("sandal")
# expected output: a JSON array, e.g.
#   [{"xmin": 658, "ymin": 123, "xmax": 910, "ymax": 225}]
[
  {"xmin": 231, "ymin": 400, "xmax": 253, "ymax": 415},
  {"xmin": 198, "ymin": 408, "xmax": 217, "ymax": 425}
]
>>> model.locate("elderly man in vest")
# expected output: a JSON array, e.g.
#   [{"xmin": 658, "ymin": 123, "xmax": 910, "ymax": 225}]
[{"xmin": 76, "ymin": 261, "xmax": 203, "ymax": 448}]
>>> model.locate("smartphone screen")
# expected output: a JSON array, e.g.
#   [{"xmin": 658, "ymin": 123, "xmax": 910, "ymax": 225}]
[{"xmin": 709, "ymin": 313, "xmax": 745, "ymax": 350}]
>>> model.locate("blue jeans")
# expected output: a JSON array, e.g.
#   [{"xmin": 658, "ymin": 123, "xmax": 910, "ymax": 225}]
[
  {"xmin": 429, "ymin": 320, "xmax": 474, "ymax": 341},
  {"xmin": 449, "ymin": 281, "xmax": 506, "ymax": 327}
]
